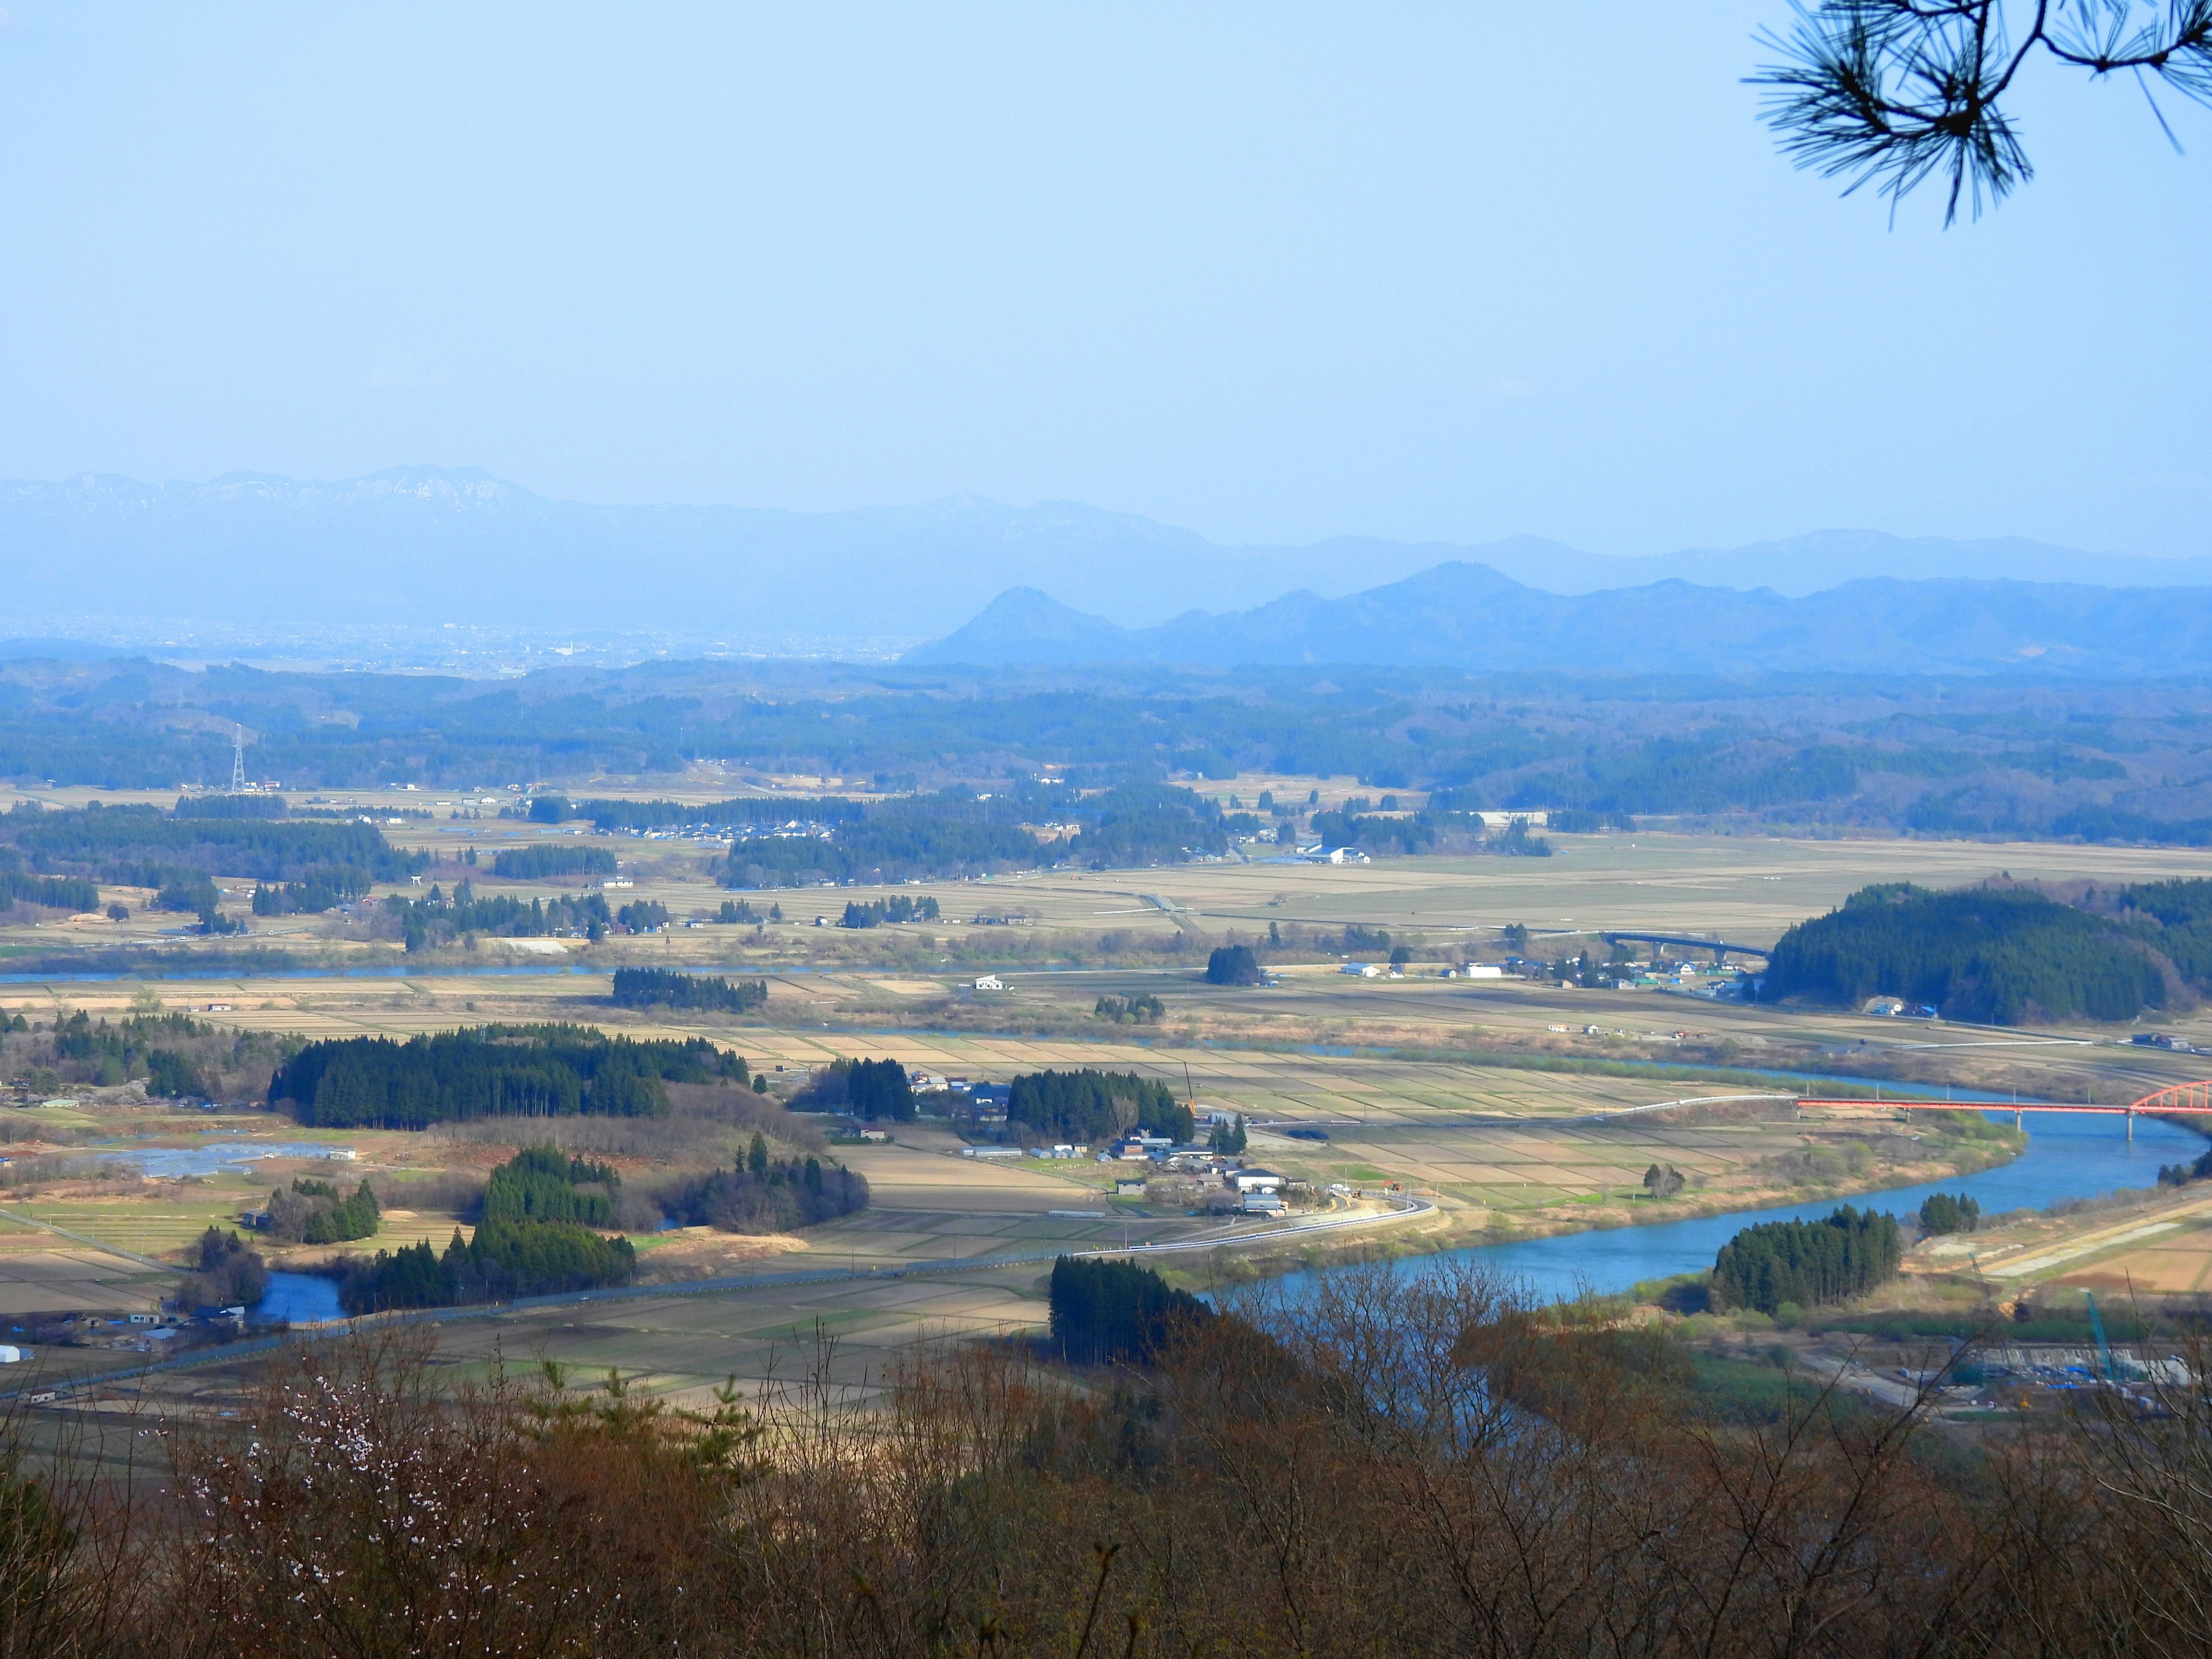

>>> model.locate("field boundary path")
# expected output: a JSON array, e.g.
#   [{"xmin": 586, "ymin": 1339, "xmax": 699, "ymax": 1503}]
[{"xmin": 0, "ymin": 1204, "xmax": 171, "ymax": 1271}]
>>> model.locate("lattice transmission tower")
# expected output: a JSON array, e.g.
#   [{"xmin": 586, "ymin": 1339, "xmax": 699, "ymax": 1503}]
[{"xmin": 230, "ymin": 724, "xmax": 247, "ymax": 794}]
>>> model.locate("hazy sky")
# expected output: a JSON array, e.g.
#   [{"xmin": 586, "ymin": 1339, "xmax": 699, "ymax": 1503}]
[{"xmin": 1, "ymin": 3, "xmax": 2206, "ymax": 559}]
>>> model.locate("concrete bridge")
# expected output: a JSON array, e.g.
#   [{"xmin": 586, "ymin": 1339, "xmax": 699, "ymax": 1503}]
[{"xmin": 1599, "ymin": 931, "xmax": 1771, "ymax": 964}]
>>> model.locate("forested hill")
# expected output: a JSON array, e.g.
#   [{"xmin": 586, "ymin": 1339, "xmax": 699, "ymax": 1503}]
[
  {"xmin": 1760, "ymin": 880, "xmax": 2212, "ymax": 1024},
  {"xmin": 16, "ymin": 656, "xmax": 2212, "ymax": 850},
  {"xmin": 0, "ymin": 801, "xmax": 421, "ymax": 894}
]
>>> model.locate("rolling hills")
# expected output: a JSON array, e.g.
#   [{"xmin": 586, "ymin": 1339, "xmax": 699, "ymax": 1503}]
[{"xmin": 908, "ymin": 565, "xmax": 2212, "ymax": 677}]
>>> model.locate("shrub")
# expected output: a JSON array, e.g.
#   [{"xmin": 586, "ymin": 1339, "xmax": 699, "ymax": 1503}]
[
  {"xmin": 1918, "ymin": 1192, "xmax": 1980, "ymax": 1235},
  {"xmin": 1205, "ymin": 945, "xmax": 1263, "ymax": 986}
]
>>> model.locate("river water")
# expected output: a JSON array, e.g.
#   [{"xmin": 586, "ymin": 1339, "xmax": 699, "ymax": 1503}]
[
  {"xmin": 1271, "ymin": 1111, "xmax": 2209, "ymax": 1306},
  {"xmin": 105, "ymin": 1141, "xmax": 355, "ymax": 1179},
  {"xmin": 233, "ymin": 1113, "xmax": 2207, "ymax": 1324}
]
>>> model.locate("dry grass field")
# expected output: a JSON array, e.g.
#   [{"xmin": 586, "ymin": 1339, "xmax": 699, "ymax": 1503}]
[
  {"xmin": 6, "ymin": 819, "xmax": 2212, "ymax": 1409},
  {"xmin": 1903, "ymin": 1186, "xmax": 2212, "ymax": 1300}
]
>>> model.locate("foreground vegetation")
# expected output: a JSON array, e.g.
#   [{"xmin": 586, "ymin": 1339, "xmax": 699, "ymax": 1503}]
[{"xmin": 13, "ymin": 1262, "xmax": 2212, "ymax": 1657}]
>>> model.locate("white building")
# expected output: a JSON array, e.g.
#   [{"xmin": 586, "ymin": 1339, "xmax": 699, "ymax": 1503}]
[
  {"xmin": 972, "ymin": 975, "xmax": 1005, "ymax": 991},
  {"xmin": 1340, "ymin": 963, "xmax": 1385, "ymax": 978},
  {"xmin": 1226, "ymin": 1168, "xmax": 1284, "ymax": 1195},
  {"xmin": 1304, "ymin": 847, "xmax": 1370, "ymax": 865}
]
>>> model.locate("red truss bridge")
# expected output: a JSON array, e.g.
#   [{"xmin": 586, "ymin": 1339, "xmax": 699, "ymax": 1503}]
[{"xmin": 1797, "ymin": 1081, "xmax": 2212, "ymax": 1138}]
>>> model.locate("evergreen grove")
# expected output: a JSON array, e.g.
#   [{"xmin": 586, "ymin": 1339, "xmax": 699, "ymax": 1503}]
[
  {"xmin": 337, "ymin": 1219, "xmax": 636, "ymax": 1313},
  {"xmin": 262, "ymin": 1177, "xmax": 381, "ymax": 1245},
  {"xmin": 1009, "ymin": 1068, "xmax": 1194, "ymax": 1145},
  {"xmin": 483, "ymin": 1145, "xmax": 620, "ymax": 1227},
  {"xmin": 611, "ymin": 967, "xmax": 768, "ymax": 1013},
  {"xmin": 1047, "ymin": 1255, "xmax": 1211, "ymax": 1365},
  {"xmin": 491, "ymin": 844, "xmax": 618, "ymax": 880},
  {"xmin": 1709, "ymin": 1206, "xmax": 1903, "ymax": 1315},
  {"xmin": 270, "ymin": 1024, "xmax": 747, "ymax": 1129},
  {"xmin": 786, "ymin": 1056, "xmax": 915, "ymax": 1120},
  {"xmin": 336, "ymin": 1144, "xmax": 637, "ymax": 1313}
]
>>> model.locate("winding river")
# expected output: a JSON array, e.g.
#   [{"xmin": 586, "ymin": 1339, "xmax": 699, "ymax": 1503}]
[
  {"xmin": 234, "ymin": 1113, "xmax": 2209, "ymax": 1323},
  {"xmin": 1273, "ymin": 1110, "xmax": 2209, "ymax": 1305}
]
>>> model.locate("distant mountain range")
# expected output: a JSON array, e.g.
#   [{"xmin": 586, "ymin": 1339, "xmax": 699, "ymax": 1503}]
[
  {"xmin": 0, "ymin": 467, "xmax": 2198, "ymax": 643},
  {"xmin": 905, "ymin": 564, "xmax": 2212, "ymax": 677}
]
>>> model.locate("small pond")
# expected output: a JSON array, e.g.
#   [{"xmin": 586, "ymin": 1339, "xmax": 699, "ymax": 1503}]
[{"xmin": 251, "ymin": 1271, "xmax": 348, "ymax": 1326}]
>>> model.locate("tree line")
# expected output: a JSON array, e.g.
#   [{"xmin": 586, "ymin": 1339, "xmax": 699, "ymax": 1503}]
[
  {"xmin": 1306, "ymin": 806, "xmax": 1552, "ymax": 859},
  {"xmin": 789, "ymin": 1056, "xmax": 915, "ymax": 1121},
  {"xmin": 173, "ymin": 793, "xmax": 290, "ymax": 819},
  {"xmin": 0, "ymin": 847, "xmax": 98, "ymax": 913},
  {"xmin": 839, "ymin": 894, "xmax": 940, "ymax": 927},
  {"xmin": 1093, "ymin": 992, "xmax": 1164, "ymax": 1024},
  {"xmin": 491, "ymin": 844, "xmax": 618, "ymax": 880},
  {"xmin": 337, "ymin": 1218, "xmax": 637, "ymax": 1313},
  {"xmin": 384, "ymin": 880, "xmax": 613, "ymax": 950},
  {"xmin": 251, "ymin": 876, "xmax": 350, "ymax": 915},
  {"xmin": 578, "ymin": 794, "xmax": 869, "ymax": 832},
  {"xmin": 271, "ymin": 1024, "xmax": 747, "ymax": 1129},
  {"xmin": 611, "ymin": 967, "xmax": 768, "ymax": 1013},
  {"xmin": 50, "ymin": 1009, "xmax": 213, "ymax": 1096},
  {"xmin": 0, "ymin": 800, "xmax": 418, "ymax": 889}
]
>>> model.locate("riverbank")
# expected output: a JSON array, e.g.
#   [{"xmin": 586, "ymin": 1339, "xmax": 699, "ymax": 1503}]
[
  {"xmin": 1169, "ymin": 1119, "xmax": 2030, "ymax": 1290},
  {"xmin": 1195, "ymin": 1109, "xmax": 2205, "ymax": 1305}
]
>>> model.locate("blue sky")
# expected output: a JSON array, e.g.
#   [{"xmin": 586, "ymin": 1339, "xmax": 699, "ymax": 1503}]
[{"xmin": 0, "ymin": 3, "xmax": 2205, "ymax": 558}]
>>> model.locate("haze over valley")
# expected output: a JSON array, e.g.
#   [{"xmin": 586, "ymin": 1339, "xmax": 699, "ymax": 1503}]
[
  {"xmin": 0, "ymin": 466, "xmax": 2199, "ymax": 664},
  {"xmin": 6, "ymin": 7, "xmax": 2212, "ymax": 1653}
]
